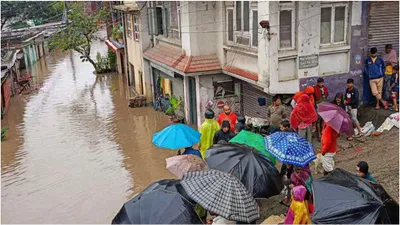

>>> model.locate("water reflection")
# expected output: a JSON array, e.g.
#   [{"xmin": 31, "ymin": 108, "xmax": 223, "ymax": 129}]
[{"xmin": 1, "ymin": 37, "xmax": 174, "ymax": 223}]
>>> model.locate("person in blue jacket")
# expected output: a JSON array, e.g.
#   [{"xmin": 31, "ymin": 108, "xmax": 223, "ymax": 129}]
[
  {"xmin": 177, "ymin": 146, "xmax": 202, "ymax": 158},
  {"xmin": 364, "ymin": 47, "xmax": 388, "ymax": 110}
]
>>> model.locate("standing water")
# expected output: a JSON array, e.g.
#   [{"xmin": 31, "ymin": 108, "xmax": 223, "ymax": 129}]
[{"xmin": 1, "ymin": 36, "xmax": 175, "ymax": 223}]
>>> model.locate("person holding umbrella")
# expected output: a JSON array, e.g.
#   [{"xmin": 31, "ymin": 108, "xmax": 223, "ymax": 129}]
[
  {"xmin": 152, "ymin": 123, "xmax": 201, "ymax": 152},
  {"xmin": 177, "ymin": 146, "xmax": 202, "ymax": 158},
  {"xmin": 181, "ymin": 170, "xmax": 260, "ymax": 224},
  {"xmin": 331, "ymin": 92, "xmax": 345, "ymax": 110},
  {"xmin": 312, "ymin": 168, "xmax": 399, "ymax": 224}
]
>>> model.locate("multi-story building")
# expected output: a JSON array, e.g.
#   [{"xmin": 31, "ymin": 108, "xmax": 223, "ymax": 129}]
[{"xmin": 116, "ymin": 1, "xmax": 398, "ymax": 127}]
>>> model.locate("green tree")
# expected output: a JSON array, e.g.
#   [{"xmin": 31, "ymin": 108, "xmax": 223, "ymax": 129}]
[
  {"xmin": 1, "ymin": 1, "xmax": 64, "ymax": 30},
  {"xmin": 50, "ymin": 3, "xmax": 108, "ymax": 73}
]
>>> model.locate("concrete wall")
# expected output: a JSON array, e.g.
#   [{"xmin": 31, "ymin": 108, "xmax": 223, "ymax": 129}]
[
  {"xmin": 124, "ymin": 1, "xmax": 153, "ymax": 98},
  {"xmin": 139, "ymin": 3, "xmax": 153, "ymax": 99},
  {"xmin": 181, "ymin": 2, "xmax": 219, "ymax": 56},
  {"xmin": 299, "ymin": 1, "xmax": 367, "ymax": 102},
  {"xmin": 196, "ymin": 73, "xmax": 241, "ymax": 127}
]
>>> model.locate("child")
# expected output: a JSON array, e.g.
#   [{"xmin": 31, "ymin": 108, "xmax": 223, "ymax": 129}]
[
  {"xmin": 213, "ymin": 121, "xmax": 235, "ymax": 144},
  {"xmin": 283, "ymin": 185, "xmax": 311, "ymax": 224},
  {"xmin": 331, "ymin": 92, "xmax": 345, "ymax": 110},
  {"xmin": 356, "ymin": 161, "xmax": 377, "ymax": 182},
  {"xmin": 280, "ymin": 120, "xmax": 294, "ymax": 132},
  {"xmin": 390, "ymin": 65, "xmax": 399, "ymax": 111},
  {"xmin": 321, "ymin": 124, "xmax": 339, "ymax": 176}
]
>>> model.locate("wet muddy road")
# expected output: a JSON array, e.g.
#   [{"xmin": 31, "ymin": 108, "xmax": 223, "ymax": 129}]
[{"xmin": 1, "ymin": 40, "xmax": 175, "ymax": 223}]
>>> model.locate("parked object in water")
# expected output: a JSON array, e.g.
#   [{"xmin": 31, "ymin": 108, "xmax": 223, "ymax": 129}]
[
  {"xmin": 312, "ymin": 168, "xmax": 399, "ymax": 224},
  {"xmin": 205, "ymin": 143, "xmax": 282, "ymax": 198},
  {"xmin": 128, "ymin": 96, "xmax": 146, "ymax": 108}
]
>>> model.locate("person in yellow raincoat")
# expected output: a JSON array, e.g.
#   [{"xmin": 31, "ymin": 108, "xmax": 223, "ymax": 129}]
[
  {"xmin": 199, "ymin": 109, "xmax": 220, "ymax": 158},
  {"xmin": 283, "ymin": 185, "xmax": 311, "ymax": 224}
]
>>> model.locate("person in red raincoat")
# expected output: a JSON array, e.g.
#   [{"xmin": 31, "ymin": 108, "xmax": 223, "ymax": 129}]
[
  {"xmin": 304, "ymin": 86, "xmax": 316, "ymax": 107},
  {"xmin": 321, "ymin": 124, "xmax": 339, "ymax": 176},
  {"xmin": 290, "ymin": 94, "xmax": 317, "ymax": 143}
]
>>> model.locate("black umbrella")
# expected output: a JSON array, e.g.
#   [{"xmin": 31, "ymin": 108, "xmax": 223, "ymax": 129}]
[
  {"xmin": 140, "ymin": 179, "xmax": 195, "ymax": 204},
  {"xmin": 112, "ymin": 189, "xmax": 202, "ymax": 224},
  {"xmin": 205, "ymin": 143, "xmax": 283, "ymax": 198},
  {"xmin": 312, "ymin": 168, "xmax": 399, "ymax": 224}
]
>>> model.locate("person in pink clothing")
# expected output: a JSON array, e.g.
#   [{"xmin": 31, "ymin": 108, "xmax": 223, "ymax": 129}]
[{"xmin": 284, "ymin": 185, "xmax": 311, "ymax": 224}]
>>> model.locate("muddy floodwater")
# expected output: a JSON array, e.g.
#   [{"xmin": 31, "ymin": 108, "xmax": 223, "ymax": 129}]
[{"xmin": 1, "ymin": 39, "xmax": 176, "ymax": 223}]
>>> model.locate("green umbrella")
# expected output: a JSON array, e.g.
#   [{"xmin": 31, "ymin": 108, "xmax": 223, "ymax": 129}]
[{"xmin": 229, "ymin": 130, "xmax": 276, "ymax": 165}]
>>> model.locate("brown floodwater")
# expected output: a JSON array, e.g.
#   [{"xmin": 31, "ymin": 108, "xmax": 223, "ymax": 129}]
[{"xmin": 1, "ymin": 38, "xmax": 175, "ymax": 223}]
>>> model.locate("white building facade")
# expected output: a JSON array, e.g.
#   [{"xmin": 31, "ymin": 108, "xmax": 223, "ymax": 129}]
[{"xmin": 127, "ymin": 1, "xmax": 370, "ymax": 127}]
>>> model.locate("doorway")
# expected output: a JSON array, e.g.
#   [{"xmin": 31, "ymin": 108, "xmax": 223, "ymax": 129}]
[
  {"xmin": 188, "ymin": 77, "xmax": 197, "ymax": 125},
  {"xmin": 130, "ymin": 63, "xmax": 135, "ymax": 87},
  {"xmin": 138, "ymin": 71, "xmax": 144, "ymax": 95}
]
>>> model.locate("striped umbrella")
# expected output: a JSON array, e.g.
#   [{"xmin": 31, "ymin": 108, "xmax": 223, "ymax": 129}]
[{"xmin": 181, "ymin": 170, "xmax": 260, "ymax": 223}]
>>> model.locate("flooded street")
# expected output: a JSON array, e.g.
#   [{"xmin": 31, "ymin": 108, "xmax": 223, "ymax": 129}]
[{"xmin": 1, "ymin": 39, "xmax": 175, "ymax": 223}]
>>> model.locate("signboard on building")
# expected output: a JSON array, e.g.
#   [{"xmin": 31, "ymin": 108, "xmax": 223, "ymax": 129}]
[{"xmin": 299, "ymin": 54, "xmax": 319, "ymax": 69}]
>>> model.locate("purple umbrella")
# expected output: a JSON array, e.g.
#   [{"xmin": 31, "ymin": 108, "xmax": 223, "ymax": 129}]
[{"xmin": 317, "ymin": 102, "xmax": 354, "ymax": 136}]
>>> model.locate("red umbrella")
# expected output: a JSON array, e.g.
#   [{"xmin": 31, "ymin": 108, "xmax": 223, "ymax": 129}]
[{"xmin": 317, "ymin": 102, "xmax": 354, "ymax": 136}]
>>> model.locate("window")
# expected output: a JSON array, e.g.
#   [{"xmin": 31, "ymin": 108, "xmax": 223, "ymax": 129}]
[
  {"xmin": 127, "ymin": 14, "xmax": 133, "ymax": 39},
  {"xmin": 227, "ymin": 8, "xmax": 234, "ymax": 42},
  {"xmin": 133, "ymin": 15, "xmax": 140, "ymax": 41},
  {"xmin": 226, "ymin": 1, "xmax": 258, "ymax": 48},
  {"xmin": 252, "ymin": 10, "xmax": 258, "ymax": 47},
  {"xmin": 213, "ymin": 80, "xmax": 235, "ymax": 98},
  {"xmin": 278, "ymin": 1, "xmax": 295, "ymax": 50},
  {"xmin": 320, "ymin": 3, "xmax": 348, "ymax": 45},
  {"xmin": 167, "ymin": 1, "xmax": 181, "ymax": 39},
  {"xmin": 148, "ymin": 1, "xmax": 181, "ymax": 40}
]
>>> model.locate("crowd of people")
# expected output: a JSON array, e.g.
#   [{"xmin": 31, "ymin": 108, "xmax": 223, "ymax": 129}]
[{"xmin": 163, "ymin": 46, "xmax": 398, "ymax": 224}]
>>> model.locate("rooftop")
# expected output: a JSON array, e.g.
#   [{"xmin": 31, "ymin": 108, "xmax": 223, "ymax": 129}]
[
  {"xmin": 224, "ymin": 66, "xmax": 258, "ymax": 81},
  {"xmin": 144, "ymin": 44, "xmax": 222, "ymax": 74}
]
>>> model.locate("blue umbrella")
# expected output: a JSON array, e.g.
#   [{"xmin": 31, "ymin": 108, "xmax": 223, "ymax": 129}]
[
  {"xmin": 264, "ymin": 132, "xmax": 316, "ymax": 167},
  {"xmin": 152, "ymin": 124, "xmax": 201, "ymax": 150}
]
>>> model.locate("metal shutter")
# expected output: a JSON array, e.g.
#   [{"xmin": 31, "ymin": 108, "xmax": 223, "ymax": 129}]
[
  {"xmin": 368, "ymin": 2, "xmax": 399, "ymax": 55},
  {"xmin": 241, "ymin": 82, "xmax": 272, "ymax": 119}
]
